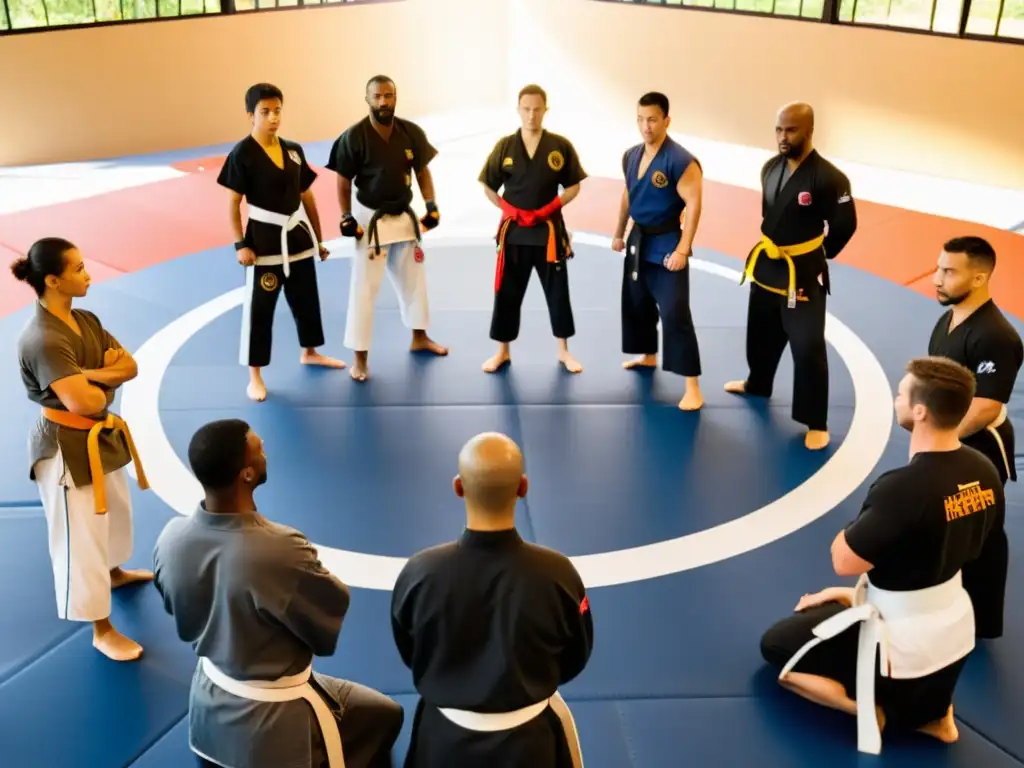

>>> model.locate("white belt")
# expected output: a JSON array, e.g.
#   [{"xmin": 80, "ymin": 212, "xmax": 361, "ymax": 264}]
[
  {"xmin": 200, "ymin": 657, "xmax": 345, "ymax": 767},
  {"xmin": 438, "ymin": 691, "xmax": 584, "ymax": 767},
  {"xmin": 778, "ymin": 572, "xmax": 968, "ymax": 755},
  {"xmin": 246, "ymin": 202, "xmax": 317, "ymax": 278},
  {"xmin": 986, "ymin": 404, "xmax": 1010, "ymax": 478}
]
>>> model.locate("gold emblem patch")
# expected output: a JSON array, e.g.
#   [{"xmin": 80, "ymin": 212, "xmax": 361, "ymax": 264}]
[
  {"xmin": 652, "ymin": 171, "xmax": 669, "ymax": 189},
  {"xmin": 502, "ymin": 157, "xmax": 514, "ymax": 167},
  {"xmin": 547, "ymin": 150, "xmax": 564, "ymax": 171},
  {"xmin": 259, "ymin": 272, "xmax": 278, "ymax": 292},
  {"xmin": 405, "ymin": 148, "xmax": 414, "ymax": 160}
]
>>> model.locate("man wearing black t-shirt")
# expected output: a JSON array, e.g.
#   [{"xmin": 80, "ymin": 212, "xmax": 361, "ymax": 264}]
[
  {"xmin": 926, "ymin": 236, "xmax": 1021, "ymax": 639},
  {"xmin": 760, "ymin": 356, "xmax": 1003, "ymax": 755},
  {"xmin": 325, "ymin": 75, "xmax": 448, "ymax": 382},
  {"xmin": 217, "ymin": 83, "xmax": 345, "ymax": 402}
]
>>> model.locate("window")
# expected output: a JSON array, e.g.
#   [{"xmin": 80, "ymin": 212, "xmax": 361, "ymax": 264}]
[
  {"xmin": 598, "ymin": 0, "xmax": 1024, "ymax": 41},
  {"xmin": 0, "ymin": 0, "xmax": 376, "ymax": 33}
]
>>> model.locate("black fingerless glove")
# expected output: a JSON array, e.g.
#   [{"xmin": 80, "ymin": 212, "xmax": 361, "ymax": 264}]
[
  {"xmin": 340, "ymin": 214, "xmax": 363, "ymax": 238},
  {"xmin": 420, "ymin": 201, "xmax": 440, "ymax": 231}
]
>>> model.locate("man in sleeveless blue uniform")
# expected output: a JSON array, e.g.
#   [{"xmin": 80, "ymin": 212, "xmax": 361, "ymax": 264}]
[{"xmin": 612, "ymin": 92, "xmax": 704, "ymax": 411}]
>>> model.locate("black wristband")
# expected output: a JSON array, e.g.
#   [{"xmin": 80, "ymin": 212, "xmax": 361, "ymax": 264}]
[{"xmin": 233, "ymin": 240, "xmax": 246, "ymax": 251}]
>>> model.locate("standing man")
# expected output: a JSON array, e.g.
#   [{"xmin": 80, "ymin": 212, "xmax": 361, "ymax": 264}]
[
  {"xmin": 326, "ymin": 74, "xmax": 448, "ymax": 382},
  {"xmin": 478, "ymin": 84, "xmax": 587, "ymax": 374},
  {"xmin": 391, "ymin": 432, "xmax": 593, "ymax": 767},
  {"xmin": 926, "ymin": 235, "xmax": 1022, "ymax": 639},
  {"xmin": 153, "ymin": 419, "xmax": 405, "ymax": 768},
  {"xmin": 611, "ymin": 92, "xmax": 705, "ymax": 411},
  {"xmin": 724, "ymin": 102, "xmax": 857, "ymax": 449},
  {"xmin": 216, "ymin": 82, "xmax": 344, "ymax": 403},
  {"xmin": 760, "ymin": 357, "xmax": 1003, "ymax": 754},
  {"xmin": 13, "ymin": 237, "xmax": 152, "ymax": 663}
]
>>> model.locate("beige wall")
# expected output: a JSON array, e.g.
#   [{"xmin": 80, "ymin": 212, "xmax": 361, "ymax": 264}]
[
  {"xmin": 0, "ymin": 0, "xmax": 509, "ymax": 165},
  {"xmin": 508, "ymin": 0, "xmax": 1024, "ymax": 190},
  {"xmin": 1, "ymin": 0, "xmax": 1022, "ymax": 189}
]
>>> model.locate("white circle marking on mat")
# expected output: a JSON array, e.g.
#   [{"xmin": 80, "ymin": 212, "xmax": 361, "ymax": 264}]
[{"xmin": 120, "ymin": 231, "xmax": 893, "ymax": 590}]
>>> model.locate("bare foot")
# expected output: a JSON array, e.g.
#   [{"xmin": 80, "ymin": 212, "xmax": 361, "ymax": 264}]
[
  {"xmin": 300, "ymin": 350, "xmax": 346, "ymax": 369},
  {"xmin": 246, "ymin": 379, "xmax": 267, "ymax": 402},
  {"xmin": 559, "ymin": 351, "xmax": 583, "ymax": 374},
  {"xmin": 482, "ymin": 351, "xmax": 510, "ymax": 373},
  {"xmin": 93, "ymin": 623, "xmax": 143, "ymax": 662},
  {"xmin": 410, "ymin": 333, "xmax": 449, "ymax": 355},
  {"xmin": 805, "ymin": 430, "xmax": 830, "ymax": 450},
  {"xmin": 678, "ymin": 389, "xmax": 703, "ymax": 411},
  {"xmin": 350, "ymin": 361, "xmax": 369, "ymax": 382},
  {"xmin": 110, "ymin": 567, "xmax": 154, "ymax": 589},
  {"xmin": 623, "ymin": 354, "xmax": 657, "ymax": 370},
  {"xmin": 917, "ymin": 705, "xmax": 959, "ymax": 743},
  {"xmin": 724, "ymin": 380, "xmax": 747, "ymax": 394}
]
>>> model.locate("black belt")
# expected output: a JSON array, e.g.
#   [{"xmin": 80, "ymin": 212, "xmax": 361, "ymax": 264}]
[
  {"xmin": 365, "ymin": 200, "xmax": 421, "ymax": 257},
  {"xmin": 626, "ymin": 219, "xmax": 680, "ymax": 281}
]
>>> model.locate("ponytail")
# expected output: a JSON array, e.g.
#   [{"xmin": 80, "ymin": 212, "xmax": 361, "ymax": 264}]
[{"xmin": 8, "ymin": 237, "xmax": 76, "ymax": 297}]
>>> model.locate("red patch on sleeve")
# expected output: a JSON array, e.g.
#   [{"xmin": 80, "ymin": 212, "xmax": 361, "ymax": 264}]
[{"xmin": 579, "ymin": 595, "xmax": 589, "ymax": 614}]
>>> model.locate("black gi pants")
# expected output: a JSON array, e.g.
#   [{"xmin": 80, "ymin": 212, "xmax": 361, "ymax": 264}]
[
  {"xmin": 743, "ymin": 282, "xmax": 828, "ymax": 431},
  {"xmin": 241, "ymin": 255, "xmax": 325, "ymax": 368},
  {"xmin": 490, "ymin": 244, "xmax": 575, "ymax": 342},
  {"xmin": 760, "ymin": 602, "xmax": 968, "ymax": 731},
  {"xmin": 960, "ymin": 420, "xmax": 1015, "ymax": 639},
  {"xmin": 621, "ymin": 256, "xmax": 702, "ymax": 377}
]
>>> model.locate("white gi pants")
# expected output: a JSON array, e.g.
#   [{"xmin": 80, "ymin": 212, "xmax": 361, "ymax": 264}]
[
  {"xmin": 343, "ymin": 200, "xmax": 430, "ymax": 351},
  {"xmin": 34, "ymin": 446, "xmax": 133, "ymax": 622}
]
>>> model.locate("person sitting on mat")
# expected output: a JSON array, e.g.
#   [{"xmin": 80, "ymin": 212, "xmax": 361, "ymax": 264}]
[
  {"xmin": 391, "ymin": 431, "xmax": 593, "ymax": 767},
  {"xmin": 153, "ymin": 418, "xmax": 404, "ymax": 768},
  {"xmin": 759, "ymin": 356, "xmax": 1003, "ymax": 754}
]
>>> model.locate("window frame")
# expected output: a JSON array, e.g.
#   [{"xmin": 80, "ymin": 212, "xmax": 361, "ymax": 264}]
[{"xmin": 586, "ymin": 0, "xmax": 1024, "ymax": 46}]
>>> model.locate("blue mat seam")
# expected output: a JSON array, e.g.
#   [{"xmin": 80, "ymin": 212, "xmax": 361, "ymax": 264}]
[
  {"xmin": 125, "ymin": 710, "xmax": 190, "ymax": 768},
  {"xmin": 0, "ymin": 625, "xmax": 84, "ymax": 688}
]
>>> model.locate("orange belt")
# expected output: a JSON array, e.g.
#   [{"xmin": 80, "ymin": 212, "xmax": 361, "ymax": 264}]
[{"xmin": 42, "ymin": 407, "xmax": 150, "ymax": 514}]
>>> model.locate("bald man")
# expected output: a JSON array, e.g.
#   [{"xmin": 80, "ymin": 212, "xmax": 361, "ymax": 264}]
[
  {"xmin": 727, "ymin": 103, "xmax": 857, "ymax": 450},
  {"xmin": 390, "ymin": 432, "xmax": 593, "ymax": 767}
]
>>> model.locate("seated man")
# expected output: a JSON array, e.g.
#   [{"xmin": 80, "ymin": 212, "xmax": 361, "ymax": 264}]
[
  {"xmin": 153, "ymin": 418, "xmax": 403, "ymax": 768},
  {"xmin": 760, "ymin": 356, "xmax": 1004, "ymax": 755},
  {"xmin": 391, "ymin": 432, "xmax": 593, "ymax": 767}
]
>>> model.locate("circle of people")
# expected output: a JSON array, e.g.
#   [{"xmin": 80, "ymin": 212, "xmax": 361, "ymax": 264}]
[{"xmin": 10, "ymin": 76, "xmax": 1022, "ymax": 767}]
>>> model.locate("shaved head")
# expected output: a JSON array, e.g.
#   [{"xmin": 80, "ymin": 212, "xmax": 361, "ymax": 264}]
[
  {"xmin": 775, "ymin": 102, "xmax": 814, "ymax": 159},
  {"xmin": 455, "ymin": 432, "xmax": 526, "ymax": 514}
]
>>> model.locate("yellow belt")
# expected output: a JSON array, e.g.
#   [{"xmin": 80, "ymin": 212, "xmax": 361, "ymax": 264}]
[
  {"xmin": 742, "ymin": 233, "xmax": 825, "ymax": 307},
  {"xmin": 42, "ymin": 407, "xmax": 150, "ymax": 514}
]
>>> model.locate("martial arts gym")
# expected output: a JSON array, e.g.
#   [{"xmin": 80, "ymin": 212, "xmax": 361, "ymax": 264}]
[{"xmin": 1, "ymin": 0, "xmax": 1022, "ymax": 765}]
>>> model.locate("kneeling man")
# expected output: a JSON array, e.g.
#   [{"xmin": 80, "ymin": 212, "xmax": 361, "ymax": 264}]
[
  {"xmin": 391, "ymin": 432, "xmax": 593, "ymax": 767},
  {"xmin": 760, "ymin": 356, "xmax": 1003, "ymax": 754},
  {"xmin": 153, "ymin": 419, "xmax": 403, "ymax": 768}
]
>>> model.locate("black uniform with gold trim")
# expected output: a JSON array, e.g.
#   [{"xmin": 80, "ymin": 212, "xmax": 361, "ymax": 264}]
[
  {"xmin": 738, "ymin": 149, "xmax": 857, "ymax": 431},
  {"xmin": 928, "ymin": 297, "xmax": 1022, "ymax": 638},
  {"xmin": 479, "ymin": 130, "xmax": 586, "ymax": 343},
  {"xmin": 217, "ymin": 135, "xmax": 326, "ymax": 368}
]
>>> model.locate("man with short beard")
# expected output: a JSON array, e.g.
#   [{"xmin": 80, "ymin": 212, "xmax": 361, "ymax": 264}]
[
  {"xmin": 325, "ymin": 75, "xmax": 449, "ymax": 382},
  {"xmin": 725, "ymin": 102, "xmax": 858, "ymax": 451},
  {"xmin": 926, "ymin": 235, "xmax": 1022, "ymax": 639}
]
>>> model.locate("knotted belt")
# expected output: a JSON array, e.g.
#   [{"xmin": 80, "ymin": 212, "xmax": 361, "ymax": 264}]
[
  {"xmin": 246, "ymin": 202, "xmax": 317, "ymax": 278},
  {"xmin": 365, "ymin": 199, "xmax": 421, "ymax": 258},
  {"xmin": 624, "ymin": 218, "xmax": 681, "ymax": 281},
  {"xmin": 41, "ymin": 407, "xmax": 149, "ymax": 514},
  {"xmin": 740, "ymin": 233, "xmax": 825, "ymax": 308},
  {"xmin": 494, "ymin": 197, "xmax": 564, "ymax": 292}
]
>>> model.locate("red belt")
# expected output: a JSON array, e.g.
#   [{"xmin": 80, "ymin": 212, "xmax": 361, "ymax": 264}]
[{"xmin": 494, "ymin": 197, "xmax": 562, "ymax": 292}]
